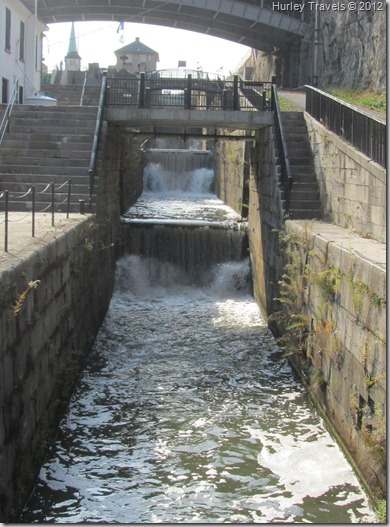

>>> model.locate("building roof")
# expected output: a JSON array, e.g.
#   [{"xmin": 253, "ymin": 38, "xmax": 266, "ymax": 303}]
[{"xmin": 115, "ymin": 37, "xmax": 159, "ymax": 58}]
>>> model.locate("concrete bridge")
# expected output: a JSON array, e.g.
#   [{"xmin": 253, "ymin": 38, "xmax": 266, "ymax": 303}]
[
  {"xmin": 28, "ymin": 0, "xmax": 308, "ymax": 53},
  {"xmin": 105, "ymin": 71, "xmax": 274, "ymax": 132}
]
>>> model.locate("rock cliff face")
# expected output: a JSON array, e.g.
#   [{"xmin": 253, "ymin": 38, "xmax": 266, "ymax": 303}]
[
  {"xmin": 318, "ymin": 10, "xmax": 385, "ymax": 92},
  {"xmin": 239, "ymin": 10, "xmax": 385, "ymax": 93}
]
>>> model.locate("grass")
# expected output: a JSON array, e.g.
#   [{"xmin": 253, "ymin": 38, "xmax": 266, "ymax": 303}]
[
  {"xmin": 324, "ymin": 87, "xmax": 386, "ymax": 115},
  {"xmin": 278, "ymin": 96, "xmax": 303, "ymax": 112}
]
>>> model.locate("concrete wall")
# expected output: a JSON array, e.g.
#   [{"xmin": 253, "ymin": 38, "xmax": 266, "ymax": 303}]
[{"xmin": 304, "ymin": 113, "xmax": 386, "ymax": 244}]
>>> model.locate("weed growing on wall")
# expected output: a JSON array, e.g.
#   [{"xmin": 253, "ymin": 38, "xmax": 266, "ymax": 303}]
[{"xmin": 11, "ymin": 280, "xmax": 41, "ymax": 317}]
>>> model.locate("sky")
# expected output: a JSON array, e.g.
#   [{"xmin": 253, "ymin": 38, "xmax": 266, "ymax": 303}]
[{"xmin": 43, "ymin": 21, "xmax": 251, "ymax": 76}]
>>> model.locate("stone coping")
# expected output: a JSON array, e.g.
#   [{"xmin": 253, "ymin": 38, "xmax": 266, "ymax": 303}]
[
  {"xmin": 286, "ymin": 219, "xmax": 386, "ymax": 296},
  {"xmin": 0, "ymin": 213, "xmax": 92, "ymax": 274}
]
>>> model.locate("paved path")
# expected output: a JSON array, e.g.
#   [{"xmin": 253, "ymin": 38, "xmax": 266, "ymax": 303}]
[{"xmin": 0, "ymin": 212, "xmax": 89, "ymax": 273}]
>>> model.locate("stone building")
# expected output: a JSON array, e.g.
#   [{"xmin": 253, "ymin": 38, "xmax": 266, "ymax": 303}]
[{"xmin": 114, "ymin": 37, "xmax": 159, "ymax": 74}]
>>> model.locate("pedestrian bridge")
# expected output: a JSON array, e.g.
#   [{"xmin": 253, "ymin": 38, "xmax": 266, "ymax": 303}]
[{"xmin": 104, "ymin": 70, "xmax": 274, "ymax": 135}]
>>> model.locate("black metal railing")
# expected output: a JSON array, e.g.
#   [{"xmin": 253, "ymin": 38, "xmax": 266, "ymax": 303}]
[
  {"xmin": 106, "ymin": 73, "xmax": 272, "ymax": 112},
  {"xmin": 305, "ymin": 85, "xmax": 386, "ymax": 168},
  {"xmin": 0, "ymin": 78, "xmax": 19, "ymax": 145},
  {"xmin": 88, "ymin": 73, "xmax": 107, "ymax": 212},
  {"xmin": 271, "ymin": 84, "xmax": 292, "ymax": 211},
  {"xmin": 0, "ymin": 180, "xmax": 74, "ymax": 252}
]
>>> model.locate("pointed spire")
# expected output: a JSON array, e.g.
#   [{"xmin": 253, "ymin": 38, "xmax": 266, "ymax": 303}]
[{"xmin": 66, "ymin": 22, "xmax": 81, "ymax": 59}]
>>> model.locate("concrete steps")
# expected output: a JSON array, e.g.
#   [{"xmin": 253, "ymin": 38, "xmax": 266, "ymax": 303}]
[
  {"xmin": 0, "ymin": 105, "xmax": 98, "ymax": 213},
  {"xmin": 42, "ymin": 84, "xmax": 102, "ymax": 106},
  {"xmin": 282, "ymin": 112, "xmax": 322, "ymax": 220}
]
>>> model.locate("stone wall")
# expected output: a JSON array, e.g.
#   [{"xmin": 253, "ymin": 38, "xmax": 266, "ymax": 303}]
[
  {"xmin": 238, "ymin": 10, "xmax": 386, "ymax": 92},
  {"xmin": 247, "ymin": 127, "xmax": 285, "ymax": 315},
  {"xmin": 0, "ymin": 217, "xmax": 116, "ymax": 521},
  {"xmin": 304, "ymin": 113, "xmax": 386, "ymax": 243},
  {"xmin": 0, "ymin": 120, "xmax": 144, "ymax": 522},
  {"xmin": 213, "ymin": 138, "xmax": 246, "ymax": 216},
  {"xmin": 278, "ymin": 220, "xmax": 386, "ymax": 498},
  {"xmin": 317, "ymin": 9, "xmax": 386, "ymax": 92}
]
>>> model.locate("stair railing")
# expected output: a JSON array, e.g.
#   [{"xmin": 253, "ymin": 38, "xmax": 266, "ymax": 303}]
[
  {"xmin": 80, "ymin": 71, "xmax": 88, "ymax": 106},
  {"xmin": 88, "ymin": 73, "xmax": 107, "ymax": 212},
  {"xmin": 271, "ymin": 83, "xmax": 292, "ymax": 211},
  {"xmin": 0, "ymin": 78, "xmax": 19, "ymax": 146}
]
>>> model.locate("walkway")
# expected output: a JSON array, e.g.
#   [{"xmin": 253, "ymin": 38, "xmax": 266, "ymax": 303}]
[
  {"xmin": 0, "ymin": 213, "xmax": 89, "ymax": 273},
  {"xmin": 279, "ymin": 89, "xmax": 386, "ymax": 121}
]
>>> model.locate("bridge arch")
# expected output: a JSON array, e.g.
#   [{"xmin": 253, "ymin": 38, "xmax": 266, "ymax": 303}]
[{"xmin": 30, "ymin": 0, "xmax": 308, "ymax": 54}]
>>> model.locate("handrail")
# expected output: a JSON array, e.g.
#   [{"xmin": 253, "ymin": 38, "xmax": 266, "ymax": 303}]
[
  {"xmin": 80, "ymin": 71, "xmax": 88, "ymax": 106},
  {"xmin": 88, "ymin": 73, "xmax": 107, "ymax": 212},
  {"xmin": 271, "ymin": 84, "xmax": 292, "ymax": 211},
  {"xmin": 305, "ymin": 85, "xmax": 386, "ymax": 168},
  {"xmin": 0, "ymin": 78, "xmax": 19, "ymax": 145}
]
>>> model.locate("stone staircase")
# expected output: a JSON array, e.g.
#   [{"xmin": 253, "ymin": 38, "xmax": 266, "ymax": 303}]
[
  {"xmin": 281, "ymin": 112, "xmax": 322, "ymax": 220},
  {"xmin": 0, "ymin": 105, "xmax": 98, "ymax": 213},
  {"xmin": 41, "ymin": 84, "xmax": 101, "ymax": 106}
]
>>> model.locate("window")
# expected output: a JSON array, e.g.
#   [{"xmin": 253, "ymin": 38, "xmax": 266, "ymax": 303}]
[
  {"xmin": 2, "ymin": 78, "xmax": 9, "ymax": 104},
  {"xmin": 20, "ymin": 21, "xmax": 25, "ymax": 61},
  {"xmin": 5, "ymin": 7, "xmax": 11, "ymax": 52}
]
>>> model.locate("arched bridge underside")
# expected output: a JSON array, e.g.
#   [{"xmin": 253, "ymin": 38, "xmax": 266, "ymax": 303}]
[{"xmin": 27, "ymin": 0, "xmax": 308, "ymax": 53}]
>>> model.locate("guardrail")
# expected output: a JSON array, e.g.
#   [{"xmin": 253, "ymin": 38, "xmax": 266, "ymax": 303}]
[
  {"xmin": 271, "ymin": 84, "xmax": 292, "ymax": 210},
  {"xmin": 88, "ymin": 73, "xmax": 107, "ymax": 212},
  {"xmin": 305, "ymin": 85, "xmax": 386, "ymax": 168},
  {"xmin": 0, "ymin": 78, "xmax": 19, "ymax": 145},
  {"xmin": 106, "ymin": 73, "xmax": 272, "ymax": 112},
  {"xmin": 0, "ymin": 180, "xmax": 72, "ymax": 252}
]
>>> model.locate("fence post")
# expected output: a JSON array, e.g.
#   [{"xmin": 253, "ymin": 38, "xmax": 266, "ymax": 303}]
[
  {"xmin": 4, "ymin": 190, "xmax": 9, "ymax": 252},
  {"xmin": 233, "ymin": 75, "xmax": 239, "ymax": 110},
  {"xmin": 51, "ymin": 182, "xmax": 55, "ymax": 226},
  {"xmin": 185, "ymin": 74, "xmax": 192, "ymax": 109},
  {"xmin": 67, "ymin": 180, "xmax": 71, "ymax": 218},
  {"xmin": 139, "ymin": 72, "xmax": 146, "ymax": 108},
  {"xmin": 32, "ymin": 186, "xmax": 35, "ymax": 237}
]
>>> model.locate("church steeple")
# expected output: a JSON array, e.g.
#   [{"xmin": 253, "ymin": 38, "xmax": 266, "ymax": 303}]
[{"xmin": 65, "ymin": 22, "xmax": 81, "ymax": 72}]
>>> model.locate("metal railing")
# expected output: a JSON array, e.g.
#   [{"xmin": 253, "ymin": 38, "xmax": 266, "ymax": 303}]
[
  {"xmin": 271, "ymin": 83, "xmax": 292, "ymax": 211},
  {"xmin": 106, "ymin": 73, "xmax": 272, "ymax": 112},
  {"xmin": 305, "ymin": 85, "xmax": 386, "ymax": 168},
  {"xmin": 0, "ymin": 78, "xmax": 19, "ymax": 145},
  {"xmin": 0, "ymin": 180, "xmax": 73, "ymax": 252},
  {"xmin": 88, "ymin": 73, "xmax": 107, "ymax": 212}
]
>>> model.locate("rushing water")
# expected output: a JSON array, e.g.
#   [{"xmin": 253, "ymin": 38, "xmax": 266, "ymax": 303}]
[{"xmin": 20, "ymin": 149, "xmax": 377, "ymax": 523}]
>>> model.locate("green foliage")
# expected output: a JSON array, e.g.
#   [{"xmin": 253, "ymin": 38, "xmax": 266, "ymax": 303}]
[
  {"xmin": 324, "ymin": 87, "xmax": 386, "ymax": 115},
  {"xmin": 375, "ymin": 499, "xmax": 386, "ymax": 523},
  {"xmin": 279, "ymin": 96, "xmax": 302, "ymax": 112}
]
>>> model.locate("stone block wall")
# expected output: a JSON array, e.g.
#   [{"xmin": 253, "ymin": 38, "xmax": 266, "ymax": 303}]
[
  {"xmin": 213, "ymin": 137, "xmax": 246, "ymax": 215},
  {"xmin": 247, "ymin": 126, "xmax": 285, "ymax": 315},
  {"xmin": 0, "ymin": 217, "xmax": 116, "ymax": 521},
  {"xmin": 280, "ymin": 220, "xmax": 386, "ymax": 498},
  {"xmin": 304, "ymin": 113, "xmax": 386, "ymax": 243},
  {"xmin": 0, "ymin": 119, "xmax": 144, "ymax": 522}
]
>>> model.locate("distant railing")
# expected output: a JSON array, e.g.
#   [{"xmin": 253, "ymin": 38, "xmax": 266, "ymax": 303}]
[
  {"xmin": 0, "ymin": 78, "xmax": 19, "ymax": 145},
  {"xmin": 106, "ymin": 73, "xmax": 272, "ymax": 112},
  {"xmin": 0, "ymin": 180, "xmax": 72, "ymax": 252},
  {"xmin": 305, "ymin": 85, "xmax": 386, "ymax": 168}
]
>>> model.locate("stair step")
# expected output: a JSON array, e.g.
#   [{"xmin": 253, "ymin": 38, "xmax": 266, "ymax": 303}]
[
  {"xmin": 0, "ymin": 165, "xmax": 91, "ymax": 176},
  {"xmin": 0, "ymin": 173, "xmax": 94, "ymax": 185},
  {"xmin": 289, "ymin": 209, "xmax": 322, "ymax": 220},
  {"xmin": 0, "ymin": 148, "xmax": 92, "ymax": 159}
]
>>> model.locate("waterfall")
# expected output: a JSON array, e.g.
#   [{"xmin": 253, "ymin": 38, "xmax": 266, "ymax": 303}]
[{"xmin": 121, "ymin": 147, "xmax": 248, "ymax": 285}]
